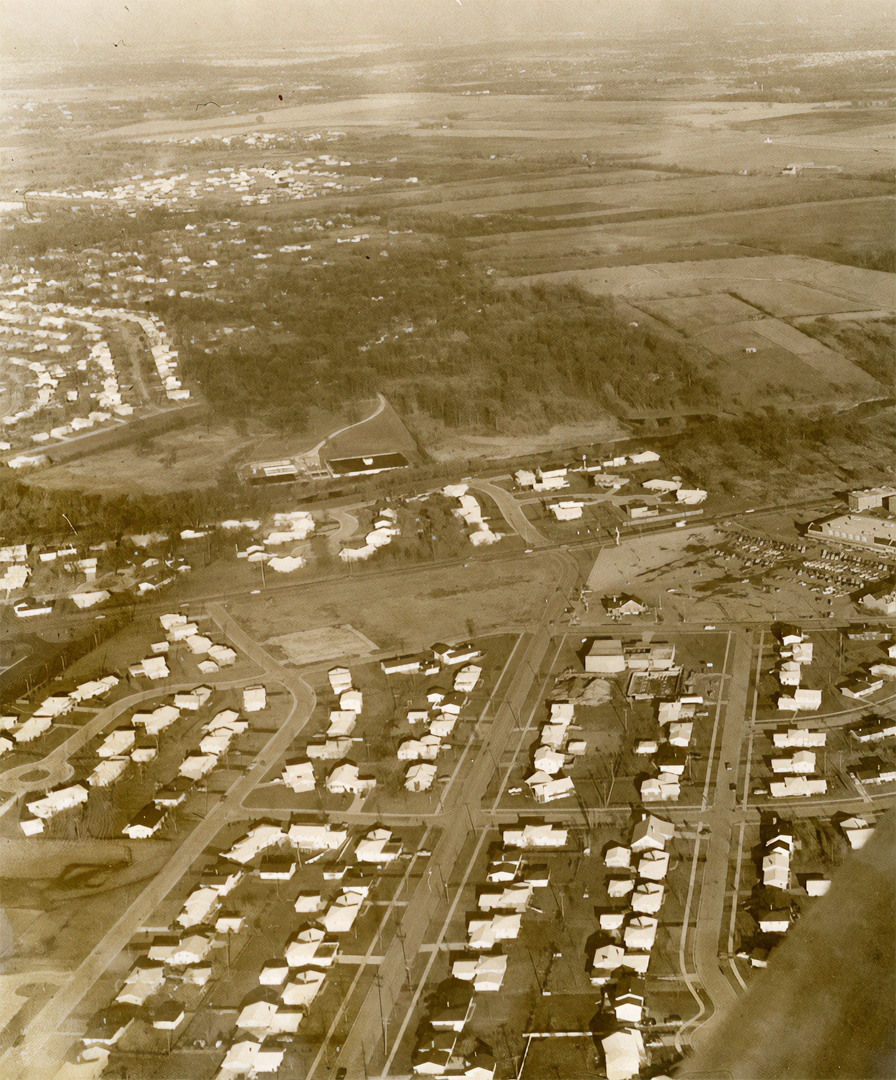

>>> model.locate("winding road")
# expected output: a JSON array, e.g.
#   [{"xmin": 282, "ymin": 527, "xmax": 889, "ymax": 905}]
[
  {"xmin": 469, "ymin": 478, "xmax": 550, "ymax": 548},
  {"xmin": 0, "ymin": 608, "xmax": 316, "ymax": 1080}
]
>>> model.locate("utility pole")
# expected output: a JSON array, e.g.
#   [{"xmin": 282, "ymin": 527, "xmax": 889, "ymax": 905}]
[
  {"xmin": 374, "ymin": 973, "xmax": 388, "ymax": 1057},
  {"xmin": 396, "ymin": 927, "xmax": 412, "ymax": 988}
]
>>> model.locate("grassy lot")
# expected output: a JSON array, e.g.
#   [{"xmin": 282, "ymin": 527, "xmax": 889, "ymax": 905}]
[
  {"xmin": 323, "ymin": 396, "xmax": 421, "ymax": 463},
  {"xmin": 228, "ymin": 551, "xmax": 560, "ymax": 655},
  {"xmin": 479, "ymin": 196, "xmax": 894, "ymax": 272}
]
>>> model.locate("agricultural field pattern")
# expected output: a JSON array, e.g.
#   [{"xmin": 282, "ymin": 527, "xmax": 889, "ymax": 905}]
[{"xmin": 0, "ymin": 4, "xmax": 894, "ymax": 1080}]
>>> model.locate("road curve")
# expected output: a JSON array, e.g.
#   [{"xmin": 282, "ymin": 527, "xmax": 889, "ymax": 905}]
[
  {"xmin": 0, "ymin": 676, "xmax": 262, "ymax": 798},
  {"xmin": 469, "ymin": 478, "xmax": 551, "ymax": 547},
  {"xmin": 310, "ymin": 392, "xmax": 387, "ymax": 456},
  {"xmin": 1, "ymin": 611, "xmax": 315, "ymax": 1080}
]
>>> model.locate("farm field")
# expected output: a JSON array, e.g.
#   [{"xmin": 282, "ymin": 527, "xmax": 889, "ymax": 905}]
[
  {"xmin": 418, "ymin": 174, "xmax": 890, "ymax": 221},
  {"xmin": 342, "ymin": 168, "xmax": 680, "ymax": 214},
  {"xmin": 509, "ymin": 253, "xmax": 895, "ymax": 309},
  {"xmin": 503, "ymin": 254, "xmax": 892, "ymax": 410},
  {"xmin": 477, "ymin": 195, "xmax": 895, "ymax": 271},
  {"xmin": 105, "ymin": 93, "xmax": 893, "ymax": 177}
]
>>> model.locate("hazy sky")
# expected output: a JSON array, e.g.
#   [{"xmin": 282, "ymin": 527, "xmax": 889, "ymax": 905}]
[{"xmin": 1, "ymin": 0, "xmax": 888, "ymax": 57}]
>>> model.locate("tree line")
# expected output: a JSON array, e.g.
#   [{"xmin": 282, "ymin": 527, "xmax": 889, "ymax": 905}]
[{"xmin": 154, "ymin": 243, "xmax": 721, "ymax": 438}]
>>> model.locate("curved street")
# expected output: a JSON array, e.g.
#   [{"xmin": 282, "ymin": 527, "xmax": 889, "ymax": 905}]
[
  {"xmin": 469, "ymin": 478, "xmax": 550, "ymax": 547},
  {"xmin": 1, "ymin": 611, "xmax": 316, "ymax": 1080}
]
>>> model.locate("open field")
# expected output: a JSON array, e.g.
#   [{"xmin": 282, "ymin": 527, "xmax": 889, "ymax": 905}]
[
  {"xmin": 104, "ymin": 94, "xmax": 894, "ymax": 176},
  {"xmin": 28, "ymin": 401, "xmax": 392, "ymax": 495},
  {"xmin": 412, "ymin": 413, "xmax": 629, "ymax": 464},
  {"xmin": 321, "ymin": 396, "xmax": 420, "ymax": 464},
  {"xmin": 502, "ymin": 254, "xmax": 892, "ymax": 410},
  {"xmin": 479, "ymin": 196, "xmax": 895, "ymax": 271},
  {"xmin": 418, "ymin": 174, "xmax": 892, "ymax": 221},
  {"xmin": 30, "ymin": 424, "xmax": 251, "ymax": 495},
  {"xmin": 229, "ymin": 551, "xmax": 561, "ymax": 653},
  {"xmin": 265, "ymin": 625, "xmax": 379, "ymax": 666},
  {"xmin": 510, "ymin": 253, "xmax": 896, "ymax": 311}
]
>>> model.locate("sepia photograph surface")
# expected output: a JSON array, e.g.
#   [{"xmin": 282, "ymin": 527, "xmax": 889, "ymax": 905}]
[{"xmin": 0, "ymin": 2, "xmax": 893, "ymax": 1079}]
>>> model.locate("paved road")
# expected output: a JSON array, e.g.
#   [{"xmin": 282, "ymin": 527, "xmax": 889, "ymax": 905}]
[
  {"xmin": 16, "ymin": 490, "xmax": 850, "ymax": 637},
  {"xmin": 0, "ymin": 675, "xmax": 260, "ymax": 797},
  {"xmin": 0, "ymin": 610, "xmax": 316, "ymax": 1080},
  {"xmin": 469, "ymin": 478, "xmax": 550, "ymax": 547},
  {"xmin": 327, "ymin": 509, "xmax": 361, "ymax": 553},
  {"xmin": 310, "ymin": 392, "xmax": 387, "ymax": 456},
  {"xmin": 681, "ymin": 629, "xmax": 755, "ymax": 1052},
  {"xmin": 326, "ymin": 555, "xmax": 579, "ymax": 1078}
]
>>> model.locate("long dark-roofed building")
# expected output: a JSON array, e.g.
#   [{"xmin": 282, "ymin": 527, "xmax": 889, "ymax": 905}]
[{"xmin": 325, "ymin": 452, "xmax": 409, "ymax": 477}]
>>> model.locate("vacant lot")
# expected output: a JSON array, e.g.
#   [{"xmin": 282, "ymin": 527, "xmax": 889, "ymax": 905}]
[
  {"xmin": 265, "ymin": 625, "xmax": 379, "ymax": 666},
  {"xmin": 31, "ymin": 424, "xmax": 250, "ymax": 495},
  {"xmin": 230, "ymin": 550, "xmax": 560, "ymax": 653}
]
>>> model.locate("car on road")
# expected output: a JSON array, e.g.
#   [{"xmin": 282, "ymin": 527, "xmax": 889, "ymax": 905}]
[{"xmin": 724, "ymin": 761, "xmax": 732, "ymax": 771}]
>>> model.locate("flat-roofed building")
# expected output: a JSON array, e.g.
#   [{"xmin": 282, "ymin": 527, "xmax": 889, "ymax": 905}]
[{"xmin": 807, "ymin": 514, "xmax": 896, "ymax": 555}]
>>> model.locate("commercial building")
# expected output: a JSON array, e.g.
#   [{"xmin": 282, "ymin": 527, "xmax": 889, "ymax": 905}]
[
  {"xmin": 807, "ymin": 514, "xmax": 896, "ymax": 555},
  {"xmin": 847, "ymin": 487, "xmax": 896, "ymax": 512}
]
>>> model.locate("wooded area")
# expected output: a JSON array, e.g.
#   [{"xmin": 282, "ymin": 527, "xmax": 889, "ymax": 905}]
[{"xmin": 156, "ymin": 244, "xmax": 721, "ymax": 438}]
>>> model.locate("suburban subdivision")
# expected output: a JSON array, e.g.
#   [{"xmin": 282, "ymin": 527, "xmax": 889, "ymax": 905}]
[{"xmin": 0, "ymin": 3, "xmax": 894, "ymax": 1080}]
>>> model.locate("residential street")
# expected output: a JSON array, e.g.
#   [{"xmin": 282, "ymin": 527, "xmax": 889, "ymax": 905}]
[
  {"xmin": 469, "ymin": 478, "xmax": 550, "ymax": 547},
  {"xmin": 682, "ymin": 629, "xmax": 754, "ymax": 1050},
  {"xmin": 1, "ymin": 614, "xmax": 316, "ymax": 1080},
  {"xmin": 325, "ymin": 555, "xmax": 579, "ymax": 1078}
]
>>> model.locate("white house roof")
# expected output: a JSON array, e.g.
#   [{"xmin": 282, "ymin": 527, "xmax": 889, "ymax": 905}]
[{"xmin": 631, "ymin": 814, "xmax": 675, "ymax": 851}]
